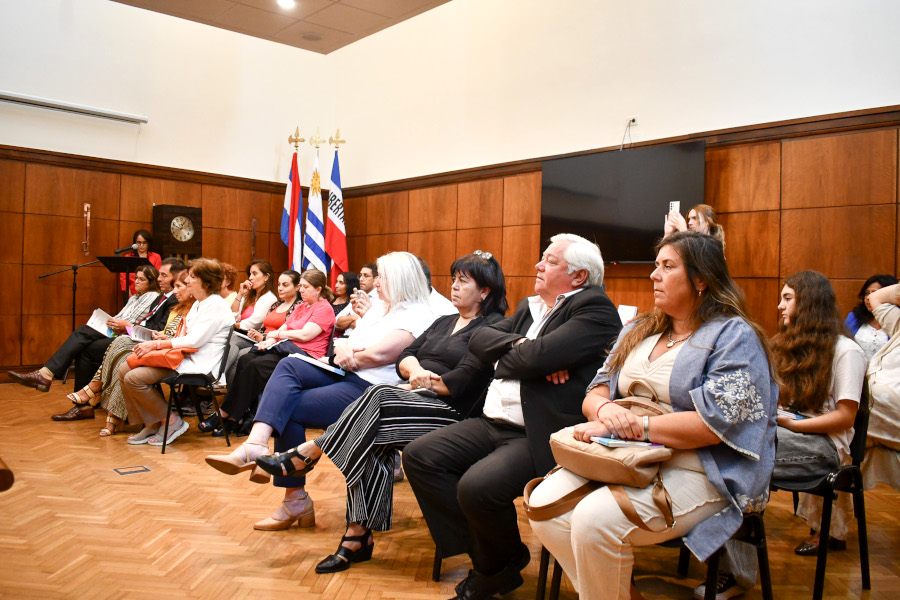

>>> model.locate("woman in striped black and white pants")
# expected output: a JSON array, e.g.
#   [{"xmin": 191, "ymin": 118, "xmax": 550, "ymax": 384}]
[{"xmin": 255, "ymin": 252, "xmax": 508, "ymax": 574}]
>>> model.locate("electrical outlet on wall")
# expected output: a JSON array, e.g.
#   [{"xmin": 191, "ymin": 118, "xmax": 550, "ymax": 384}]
[{"xmin": 626, "ymin": 115, "xmax": 639, "ymax": 127}]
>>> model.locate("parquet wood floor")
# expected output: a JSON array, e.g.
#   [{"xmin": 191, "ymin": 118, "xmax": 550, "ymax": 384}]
[{"xmin": 1, "ymin": 384, "xmax": 898, "ymax": 599}]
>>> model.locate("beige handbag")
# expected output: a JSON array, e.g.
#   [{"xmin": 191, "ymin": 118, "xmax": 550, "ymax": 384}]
[{"xmin": 524, "ymin": 381, "xmax": 676, "ymax": 532}]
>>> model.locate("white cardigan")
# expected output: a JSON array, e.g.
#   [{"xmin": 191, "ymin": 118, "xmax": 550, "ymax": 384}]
[{"xmin": 172, "ymin": 294, "xmax": 234, "ymax": 375}]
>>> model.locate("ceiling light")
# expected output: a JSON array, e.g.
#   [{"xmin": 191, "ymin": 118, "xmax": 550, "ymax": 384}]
[{"xmin": 277, "ymin": 0, "xmax": 295, "ymax": 9}]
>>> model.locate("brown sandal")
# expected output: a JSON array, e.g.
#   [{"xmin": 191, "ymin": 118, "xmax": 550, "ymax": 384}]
[
  {"xmin": 100, "ymin": 415, "xmax": 121, "ymax": 437},
  {"xmin": 67, "ymin": 384, "xmax": 100, "ymax": 407}
]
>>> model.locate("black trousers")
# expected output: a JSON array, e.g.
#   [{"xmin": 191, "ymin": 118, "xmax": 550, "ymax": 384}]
[
  {"xmin": 44, "ymin": 325, "xmax": 113, "ymax": 391},
  {"xmin": 219, "ymin": 343, "xmax": 295, "ymax": 419},
  {"xmin": 402, "ymin": 416, "xmax": 538, "ymax": 575}
]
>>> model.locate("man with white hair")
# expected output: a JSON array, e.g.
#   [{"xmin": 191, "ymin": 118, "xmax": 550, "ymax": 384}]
[{"xmin": 403, "ymin": 233, "xmax": 622, "ymax": 600}]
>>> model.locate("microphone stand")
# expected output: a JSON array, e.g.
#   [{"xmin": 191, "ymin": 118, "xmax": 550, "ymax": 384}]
[{"xmin": 40, "ymin": 260, "xmax": 100, "ymax": 333}]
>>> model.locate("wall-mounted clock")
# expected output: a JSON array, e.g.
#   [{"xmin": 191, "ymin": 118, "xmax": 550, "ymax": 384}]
[{"xmin": 153, "ymin": 204, "xmax": 202, "ymax": 259}]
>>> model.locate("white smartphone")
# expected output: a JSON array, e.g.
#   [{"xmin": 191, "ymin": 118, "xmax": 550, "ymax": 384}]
[{"xmin": 669, "ymin": 201, "xmax": 680, "ymax": 215}]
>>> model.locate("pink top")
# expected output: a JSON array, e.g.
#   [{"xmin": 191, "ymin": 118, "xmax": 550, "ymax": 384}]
[
  {"xmin": 240, "ymin": 303, "xmax": 255, "ymax": 321},
  {"xmin": 285, "ymin": 298, "xmax": 336, "ymax": 358}
]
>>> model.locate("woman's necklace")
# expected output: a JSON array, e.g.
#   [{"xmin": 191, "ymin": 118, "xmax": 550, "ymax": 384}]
[{"xmin": 666, "ymin": 330, "xmax": 693, "ymax": 348}]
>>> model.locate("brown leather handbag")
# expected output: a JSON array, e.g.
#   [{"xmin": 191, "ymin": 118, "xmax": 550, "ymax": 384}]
[{"xmin": 523, "ymin": 381, "xmax": 676, "ymax": 532}]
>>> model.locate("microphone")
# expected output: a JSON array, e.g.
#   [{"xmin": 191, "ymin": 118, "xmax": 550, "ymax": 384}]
[{"xmin": 114, "ymin": 244, "xmax": 138, "ymax": 254}]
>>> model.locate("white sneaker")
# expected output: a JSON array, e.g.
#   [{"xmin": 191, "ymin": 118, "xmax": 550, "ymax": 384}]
[{"xmin": 693, "ymin": 573, "xmax": 747, "ymax": 600}]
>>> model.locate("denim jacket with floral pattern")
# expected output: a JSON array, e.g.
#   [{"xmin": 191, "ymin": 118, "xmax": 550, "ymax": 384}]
[{"xmin": 588, "ymin": 316, "xmax": 778, "ymax": 561}]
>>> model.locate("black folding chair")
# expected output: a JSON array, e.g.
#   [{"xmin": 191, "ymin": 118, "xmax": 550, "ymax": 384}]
[
  {"xmin": 771, "ymin": 382, "xmax": 871, "ymax": 600},
  {"xmin": 156, "ymin": 328, "xmax": 234, "ymax": 454}
]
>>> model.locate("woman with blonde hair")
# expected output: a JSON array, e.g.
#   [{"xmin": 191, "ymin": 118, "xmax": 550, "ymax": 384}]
[{"xmin": 205, "ymin": 252, "xmax": 436, "ymax": 531}]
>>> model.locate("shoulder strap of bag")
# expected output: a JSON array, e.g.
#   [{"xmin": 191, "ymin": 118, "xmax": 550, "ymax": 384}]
[
  {"xmin": 523, "ymin": 476, "xmax": 601, "ymax": 522},
  {"xmin": 607, "ymin": 474, "xmax": 675, "ymax": 532},
  {"xmin": 626, "ymin": 378, "xmax": 659, "ymax": 402}
]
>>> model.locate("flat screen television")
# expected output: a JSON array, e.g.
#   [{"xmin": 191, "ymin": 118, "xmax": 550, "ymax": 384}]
[{"xmin": 540, "ymin": 140, "xmax": 706, "ymax": 263}]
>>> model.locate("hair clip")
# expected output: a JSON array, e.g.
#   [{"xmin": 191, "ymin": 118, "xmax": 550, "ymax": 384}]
[{"xmin": 474, "ymin": 250, "xmax": 493, "ymax": 260}]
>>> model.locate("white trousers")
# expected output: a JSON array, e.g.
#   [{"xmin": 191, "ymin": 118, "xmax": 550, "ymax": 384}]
[{"xmin": 529, "ymin": 466, "xmax": 728, "ymax": 600}]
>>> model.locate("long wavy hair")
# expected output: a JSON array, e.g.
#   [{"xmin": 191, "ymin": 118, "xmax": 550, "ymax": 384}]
[
  {"xmin": 689, "ymin": 204, "xmax": 725, "ymax": 247},
  {"xmin": 606, "ymin": 231, "xmax": 770, "ymax": 373},
  {"xmin": 771, "ymin": 271, "xmax": 844, "ymax": 414},
  {"xmin": 850, "ymin": 274, "xmax": 898, "ymax": 327}
]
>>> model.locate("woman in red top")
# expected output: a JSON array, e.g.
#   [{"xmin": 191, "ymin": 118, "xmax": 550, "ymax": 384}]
[
  {"xmin": 120, "ymin": 230, "xmax": 162, "ymax": 295},
  {"xmin": 201, "ymin": 269, "xmax": 336, "ymax": 436}
]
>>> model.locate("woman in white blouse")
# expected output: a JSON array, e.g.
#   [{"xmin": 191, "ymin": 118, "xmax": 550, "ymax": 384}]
[
  {"xmin": 120, "ymin": 258, "xmax": 235, "ymax": 447},
  {"xmin": 232, "ymin": 259, "xmax": 277, "ymax": 331},
  {"xmin": 205, "ymin": 251, "xmax": 436, "ymax": 531}
]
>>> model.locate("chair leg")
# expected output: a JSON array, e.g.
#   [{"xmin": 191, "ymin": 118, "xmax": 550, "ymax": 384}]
[
  {"xmin": 206, "ymin": 385, "xmax": 231, "ymax": 448},
  {"xmin": 853, "ymin": 487, "xmax": 871, "ymax": 589},
  {"xmin": 431, "ymin": 547, "xmax": 442, "ymax": 583},
  {"xmin": 792, "ymin": 491, "xmax": 799, "ymax": 515},
  {"xmin": 703, "ymin": 548, "xmax": 721, "ymax": 600},
  {"xmin": 536, "ymin": 547, "xmax": 550, "ymax": 600},
  {"xmin": 812, "ymin": 494, "xmax": 834, "ymax": 600},
  {"xmin": 160, "ymin": 384, "xmax": 174, "ymax": 455},
  {"xmin": 756, "ymin": 521, "xmax": 773, "ymax": 600},
  {"xmin": 677, "ymin": 546, "xmax": 690, "ymax": 578},
  {"xmin": 549, "ymin": 557, "xmax": 562, "ymax": 600}
]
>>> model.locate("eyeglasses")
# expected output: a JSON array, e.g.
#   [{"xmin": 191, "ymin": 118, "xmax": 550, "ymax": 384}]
[
  {"xmin": 136, "ymin": 241, "xmax": 149, "ymax": 246},
  {"xmin": 474, "ymin": 250, "xmax": 492, "ymax": 260}
]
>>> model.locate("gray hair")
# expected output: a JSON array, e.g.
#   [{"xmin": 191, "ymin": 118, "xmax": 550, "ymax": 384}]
[
  {"xmin": 376, "ymin": 251, "xmax": 430, "ymax": 308},
  {"xmin": 550, "ymin": 233, "xmax": 604, "ymax": 287}
]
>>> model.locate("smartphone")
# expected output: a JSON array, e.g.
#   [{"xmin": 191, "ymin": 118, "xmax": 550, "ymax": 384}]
[
  {"xmin": 669, "ymin": 201, "xmax": 680, "ymax": 215},
  {"xmin": 410, "ymin": 387, "xmax": 438, "ymax": 398}
]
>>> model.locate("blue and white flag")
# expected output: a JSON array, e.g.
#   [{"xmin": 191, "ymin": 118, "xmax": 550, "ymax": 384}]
[{"xmin": 302, "ymin": 149, "xmax": 328, "ymax": 273}]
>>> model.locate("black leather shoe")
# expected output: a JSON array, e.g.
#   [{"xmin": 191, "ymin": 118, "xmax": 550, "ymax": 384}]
[
  {"xmin": 315, "ymin": 530, "xmax": 374, "ymax": 573},
  {"xmin": 197, "ymin": 413, "xmax": 221, "ymax": 433},
  {"xmin": 255, "ymin": 447, "xmax": 319, "ymax": 477},
  {"xmin": 795, "ymin": 536, "xmax": 847, "ymax": 556},
  {"xmin": 451, "ymin": 566, "xmax": 524, "ymax": 600}
]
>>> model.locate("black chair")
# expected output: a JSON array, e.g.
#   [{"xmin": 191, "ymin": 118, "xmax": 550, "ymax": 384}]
[
  {"xmin": 770, "ymin": 383, "xmax": 871, "ymax": 600},
  {"xmin": 156, "ymin": 328, "xmax": 234, "ymax": 454},
  {"xmin": 535, "ymin": 512, "xmax": 772, "ymax": 600}
]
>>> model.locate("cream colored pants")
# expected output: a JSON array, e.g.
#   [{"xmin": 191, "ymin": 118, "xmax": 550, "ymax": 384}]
[{"xmin": 528, "ymin": 467, "xmax": 728, "ymax": 600}]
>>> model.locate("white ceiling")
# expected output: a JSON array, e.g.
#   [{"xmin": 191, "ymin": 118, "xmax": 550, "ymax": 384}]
[{"xmin": 112, "ymin": 0, "xmax": 452, "ymax": 54}]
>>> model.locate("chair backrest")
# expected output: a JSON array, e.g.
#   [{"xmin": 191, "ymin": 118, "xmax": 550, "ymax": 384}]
[
  {"xmin": 848, "ymin": 378, "xmax": 871, "ymax": 466},
  {"xmin": 212, "ymin": 327, "xmax": 234, "ymax": 380}
]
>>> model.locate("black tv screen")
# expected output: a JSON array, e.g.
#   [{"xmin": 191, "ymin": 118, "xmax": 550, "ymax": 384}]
[{"xmin": 540, "ymin": 141, "xmax": 706, "ymax": 263}]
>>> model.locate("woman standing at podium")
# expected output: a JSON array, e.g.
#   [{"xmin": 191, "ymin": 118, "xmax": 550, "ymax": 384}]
[{"xmin": 120, "ymin": 229, "xmax": 162, "ymax": 296}]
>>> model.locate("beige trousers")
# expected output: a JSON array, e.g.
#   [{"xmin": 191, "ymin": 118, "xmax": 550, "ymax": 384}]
[
  {"xmin": 528, "ymin": 466, "xmax": 728, "ymax": 600},
  {"xmin": 118, "ymin": 362, "xmax": 176, "ymax": 426}
]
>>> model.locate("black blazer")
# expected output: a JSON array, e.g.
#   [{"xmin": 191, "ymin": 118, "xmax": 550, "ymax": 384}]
[
  {"xmin": 468, "ymin": 286, "xmax": 622, "ymax": 474},
  {"xmin": 140, "ymin": 293, "xmax": 179, "ymax": 331}
]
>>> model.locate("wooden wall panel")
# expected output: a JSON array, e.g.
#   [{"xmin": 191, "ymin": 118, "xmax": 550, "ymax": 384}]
[
  {"xmin": 706, "ymin": 142, "xmax": 781, "ymax": 213},
  {"xmin": 22, "ymin": 265, "xmax": 115, "ymax": 316},
  {"xmin": 605, "ymin": 263, "xmax": 654, "ymax": 280},
  {"xmin": 781, "ymin": 205, "xmax": 895, "ymax": 279},
  {"xmin": 24, "ymin": 164, "xmax": 119, "ymax": 219},
  {"xmin": 203, "ymin": 228, "xmax": 254, "ymax": 270},
  {"xmin": 201, "ymin": 186, "xmax": 272, "ymax": 232},
  {"xmin": 505, "ymin": 276, "xmax": 536, "ymax": 315},
  {"xmin": 0, "ymin": 264, "xmax": 22, "ymax": 316},
  {"xmin": 409, "ymin": 185, "xmax": 457, "ymax": 232},
  {"xmin": 120, "ymin": 176, "xmax": 201, "ymax": 222},
  {"xmin": 0, "ymin": 315, "xmax": 21, "ymax": 367},
  {"xmin": 366, "ymin": 192, "xmax": 408, "ymax": 235},
  {"xmin": 22, "ymin": 314, "xmax": 91, "ymax": 365},
  {"xmin": 503, "ymin": 172, "xmax": 541, "ymax": 226},
  {"xmin": 268, "ymin": 193, "xmax": 285, "ymax": 236},
  {"xmin": 458, "ymin": 179, "xmax": 503, "ymax": 229},
  {"xmin": 117, "ymin": 220, "xmax": 153, "ymax": 250},
  {"xmin": 0, "ymin": 159, "xmax": 25, "ymax": 213},
  {"xmin": 782, "ymin": 129, "xmax": 898, "ymax": 209},
  {"xmin": 366, "ymin": 234, "xmax": 408, "ymax": 261},
  {"xmin": 266, "ymin": 233, "xmax": 289, "ymax": 274},
  {"xmin": 831, "ymin": 279, "xmax": 866, "ymax": 324},
  {"xmin": 604, "ymin": 277, "xmax": 655, "ymax": 316},
  {"xmin": 718, "ymin": 211, "xmax": 780, "ymax": 278},
  {"xmin": 501, "ymin": 225, "xmax": 540, "ymax": 276},
  {"xmin": 0, "ymin": 212, "xmax": 23, "ymax": 264},
  {"xmin": 408, "ymin": 231, "xmax": 456, "ymax": 276},
  {"xmin": 431, "ymin": 275, "xmax": 452, "ymax": 298},
  {"xmin": 344, "ymin": 196, "xmax": 367, "ymax": 237},
  {"xmin": 23, "ymin": 215, "xmax": 119, "ymax": 266},
  {"xmin": 735, "ymin": 278, "xmax": 780, "ymax": 336},
  {"xmin": 347, "ymin": 236, "xmax": 367, "ymax": 272},
  {"xmin": 456, "ymin": 228, "xmax": 503, "ymax": 266}
]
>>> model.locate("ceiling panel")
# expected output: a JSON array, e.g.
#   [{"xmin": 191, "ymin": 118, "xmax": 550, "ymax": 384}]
[
  {"xmin": 303, "ymin": 3, "xmax": 390, "ymax": 35},
  {"xmin": 215, "ymin": 4, "xmax": 296, "ymax": 36},
  {"xmin": 238, "ymin": 0, "xmax": 334, "ymax": 20},
  {"xmin": 341, "ymin": 0, "xmax": 446, "ymax": 20}
]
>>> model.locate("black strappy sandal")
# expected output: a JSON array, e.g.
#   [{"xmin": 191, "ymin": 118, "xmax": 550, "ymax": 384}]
[
  {"xmin": 315, "ymin": 529, "xmax": 374, "ymax": 573},
  {"xmin": 254, "ymin": 447, "xmax": 319, "ymax": 477}
]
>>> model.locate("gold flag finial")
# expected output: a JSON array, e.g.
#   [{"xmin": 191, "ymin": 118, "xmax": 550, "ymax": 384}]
[
  {"xmin": 309, "ymin": 127, "xmax": 326, "ymax": 149},
  {"xmin": 288, "ymin": 126, "xmax": 305, "ymax": 150},
  {"xmin": 329, "ymin": 128, "xmax": 346, "ymax": 150}
]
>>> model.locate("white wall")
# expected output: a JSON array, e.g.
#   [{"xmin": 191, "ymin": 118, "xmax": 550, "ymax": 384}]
[
  {"xmin": 2, "ymin": 0, "xmax": 899, "ymax": 187},
  {"xmin": 0, "ymin": 0, "xmax": 333, "ymax": 182}
]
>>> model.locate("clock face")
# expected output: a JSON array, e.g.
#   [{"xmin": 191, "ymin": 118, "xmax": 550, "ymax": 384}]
[{"xmin": 170, "ymin": 216, "xmax": 195, "ymax": 242}]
